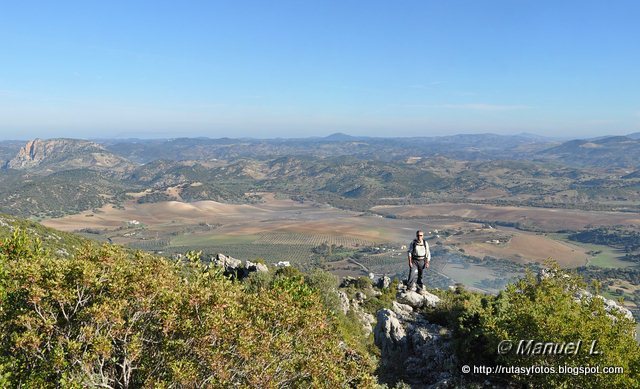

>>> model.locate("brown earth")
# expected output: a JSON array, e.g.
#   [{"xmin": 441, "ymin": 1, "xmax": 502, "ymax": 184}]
[
  {"xmin": 372, "ymin": 203, "xmax": 640, "ymax": 231},
  {"xmin": 459, "ymin": 233, "xmax": 588, "ymax": 267}
]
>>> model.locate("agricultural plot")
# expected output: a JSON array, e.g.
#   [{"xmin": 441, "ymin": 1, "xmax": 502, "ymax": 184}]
[
  {"xmin": 42, "ymin": 194, "xmax": 630, "ymax": 294},
  {"xmin": 372, "ymin": 203, "xmax": 640, "ymax": 232},
  {"xmin": 548, "ymin": 233, "xmax": 635, "ymax": 269},
  {"xmin": 168, "ymin": 243, "xmax": 316, "ymax": 266},
  {"xmin": 253, "ymin": 232, "xmax": 376, "ymax": 247},
  {"xmin": 459, "ymin": 233, "xmax": 589, "ymax": 268}
]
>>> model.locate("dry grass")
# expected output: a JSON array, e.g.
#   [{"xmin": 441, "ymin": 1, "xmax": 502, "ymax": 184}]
[
  {"xmin": 372, "ymin": 203, "xmax": 640, "ymax": 231},
  {"xmin": 460, "ymin": 232, "xmax": 588, "ymax": 267},
  {"xmin": 42, "ymin": 196, "xmax": 620, "ymax": 269},
  {"xmin": 42, "ymin": 196, "xmax": 425, "ymax": 246}
]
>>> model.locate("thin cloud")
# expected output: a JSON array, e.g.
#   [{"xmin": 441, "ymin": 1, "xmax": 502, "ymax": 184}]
[
  {"xmin": 408, "ymin": 81, "xmax": 442, "ymax": 89},
  {"xmin": 435, "ymin": 103, "xmax": 531, "ymax": 111}
]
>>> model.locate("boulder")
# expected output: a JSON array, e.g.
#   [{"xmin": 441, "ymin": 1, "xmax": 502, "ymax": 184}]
[
  {"xmin": 397, "ymin": 290, "xmax": 441, "ymax": 309},
  {"xmin": 374, "ymin": 305, "xmax": 454, "ymax": 385},
  {"xmin": 374, "ymin": 309, "xmax": 408, "ymax": 365},
  {"xmin": 377, "ymin": 275, "xmax": 391, "ymax": 289},
  {"xmin": 245, "ymin": 260, "xmax": 269, "ymax": 273},
  {"xmin": 337, "ymin": 291, "xmax": 350, "ymax": 315},
  {"xmin": 213, "ymin": 253, "xmax": 242, "ymax": 272}
]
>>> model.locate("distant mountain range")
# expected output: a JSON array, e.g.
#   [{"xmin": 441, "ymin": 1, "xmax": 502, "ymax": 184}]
[
  {"xmin": 537, "ymin": 135, "xmax": 640, "ymax": 168},
  {"xmin": 0, "ymin": 133, "xmax": 639, "ymax": 218},
  {"xmin": 2, "ymin": 132, "xmax": 637, "ymax": 169}
]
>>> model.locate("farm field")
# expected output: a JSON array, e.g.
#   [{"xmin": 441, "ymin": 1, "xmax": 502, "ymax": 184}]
[
  {"xmin": 42, "ymin": 194, "xmax": 639, "ymax": 294},
  {"xmin": 372, "ymin": 203, "xmax": 640, "ymax": 232},
  {"xmin": 547, "ymin": 233, "xmax": 635, "ymax": 269},
  {"xmin": 42, "ymin": 195, "xmax": 423, "ymax": 267},
  {"xmin": 458, "ymin": 232, "xmax": 589, "ymax": 268}
]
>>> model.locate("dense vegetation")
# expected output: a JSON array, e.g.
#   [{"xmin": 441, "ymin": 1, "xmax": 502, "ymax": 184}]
[
  {"xmin": 0, "ymin": 230, "xmax": 376, "ymax": 388},
  {"xmin": 570, "ymin": 227, "xmax": 640, "ymax": 262},
  {"xmin": 426, "ymin": 263, "xmax": 640, "ymax": 388}
]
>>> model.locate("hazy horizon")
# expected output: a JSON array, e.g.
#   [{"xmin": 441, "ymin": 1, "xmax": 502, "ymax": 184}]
[
  {"xmin": 2, "ymin": 1, "xmax": 639, "ymax": 139},
  {"xmin": 2, "ymin": 129, "xmax": 637, "ymax": 143}
]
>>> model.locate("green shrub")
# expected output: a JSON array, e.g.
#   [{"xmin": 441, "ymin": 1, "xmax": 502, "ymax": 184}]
[
  {"xmin": 425, "ymin": 263, "xmax": 640, "ymax": 388},
  {"xmin": 0, "ymin": 229, "xmax": 377, "ymax": 388}
]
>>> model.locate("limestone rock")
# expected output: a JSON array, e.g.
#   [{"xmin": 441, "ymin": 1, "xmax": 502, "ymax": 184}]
[
  {"xmin": 391, "ymin": 301, "xmax": 413, "ymax": 319},
  {"xmin": 245, "ymin": 260, "xmax": 269, "ymax": 273},
  {"xmin": 374, "ymin": 309, "xmax": 408, "ymax": 363},
  {"xmin": 377, "ymin": 275, "xmax": 391, "ymax": 289},
  {"xmin": 6, "ymin": 138, "xmax": 133, "ymax": 172},
  {"xmin": 575, "ymin": 289, "xmax": 634, "ymax": 321},
  {"xmin": 340, "ymin": 276, "xmax": 358, "ymax": 288},
  {"xmin": 213, "ymin": 253, "xmax": 242, "ymax": 271},
  {"xmin": 212, "ymin": 254, "xmax": 269, "ymax": 279},
  {"xmin": 374, "ymin": 306, "xmax": 454, "ymax": 385},
  {"xmin": 358, "ymin": 311, "xmax": 376, "ymax": 336},
  {"xmin": 397, "ymin": 290, "xmax": 441, "ymax": 309},
  {"xmin": 337, "ymin": 291, "xmax": 350, "ymax": 315}
]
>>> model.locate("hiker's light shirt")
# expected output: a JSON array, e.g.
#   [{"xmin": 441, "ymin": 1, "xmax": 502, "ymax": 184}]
[{"xmin": 408, "ymin": 239, "xmax": 431, "ymax": 261}]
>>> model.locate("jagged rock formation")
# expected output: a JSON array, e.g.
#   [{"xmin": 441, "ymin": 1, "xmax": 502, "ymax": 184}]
[
  {"xmin": 212, "ymin": 253, "xmax": 269, "ymax": 279},
  {"xmin": 397, "ymin": 289, "xmax": 441, "ymax": 309},
  {"xmin": 5, "ymin": 138, "xmax": 134, "ymax": 173},
  {"xmin": 377, "ymin": 275, "xmax": 391, "ymax": 289},
  {"xmin": 374, "ymin": 299, "xmax": 455, "ymax": 388}
]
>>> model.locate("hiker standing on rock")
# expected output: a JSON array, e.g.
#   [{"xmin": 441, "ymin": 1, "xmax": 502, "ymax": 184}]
[{"xmin": 407, "ymin": 230, "xmax": 431, "ymax": 292}]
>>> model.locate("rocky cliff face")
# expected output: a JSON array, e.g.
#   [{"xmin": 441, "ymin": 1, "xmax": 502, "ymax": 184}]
[
  {"xmin": 5, "ymin": 138, "xmax": 135, "ymax": 173},
  {"xmin": 374, "ymin": 288, "xmax": 456, "ymax": 388}
]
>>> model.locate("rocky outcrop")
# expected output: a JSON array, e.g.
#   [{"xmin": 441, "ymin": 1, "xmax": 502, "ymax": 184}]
[
  {"xmin": 374, "ymin": 299, "xmax": 455, "ymax": 387},
  {"xmin": 5, "ymin": 138, "xmax": 134, "ymax": 173},
  {"xmin": 212, "ymin": 253, "xmax": 269, "ymax": 279},
  {"xmin": 377, "ymin": 275, "xmax": 391, "ymax": 289},
  {"xmin": 335, "ymin": 285, "xmax": 377, "ymax": 336},
  {"xmin": 574, "ymin": 289, "xmax": 634, "ymax": 321},
  {"xmin": 338, "ymin": 291, "xmax": 350, "ymax": 315},
  {"xmin": 397, "ymin": 290, "xmax": 441, "ymax": 309}
]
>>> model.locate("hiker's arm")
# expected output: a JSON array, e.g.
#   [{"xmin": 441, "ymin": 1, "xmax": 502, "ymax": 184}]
[
  {"xmin": 407, "ymin": 243, "xmax": 413, "ymax": 267},
  {"xmin": 425, "ymin": 243, "xmax": 431, "ymax": 268}
]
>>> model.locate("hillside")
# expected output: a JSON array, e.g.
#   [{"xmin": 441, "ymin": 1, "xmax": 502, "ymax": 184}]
[
  {"xmin": 2, "ymin": 136, "xmax": 640, "ymax": 219},
  {"xmin": 538, "ymin": 136, "xmax": 640, "ymax": 168},
  {"xmin": 0, "ymin": 169, "xmax": 132, "ymax": 218},
  {"xmin": 0, "ymin": 213, "xmax": 87, "ymax": 253},
  {"xmin": 5, "ymin": 138, "xmax": 135, "ymax": 174},
  {"xmin": 99, "ymin": 133, "xmax": 555, "ymax": 163}
]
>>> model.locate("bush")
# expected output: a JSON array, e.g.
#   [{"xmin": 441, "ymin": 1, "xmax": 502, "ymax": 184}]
[
  {"xmin": 0, "ymin": 229, "xmax": 377, "ymax": 388},
  {"xmin": 425, "ymin": 262, "xmax": 640, "ymax": 388}
]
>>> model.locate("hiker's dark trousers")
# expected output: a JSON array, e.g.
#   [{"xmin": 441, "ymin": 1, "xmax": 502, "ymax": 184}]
[{"xmin": 408, "ymin": 258, "xmax": 427, "ymax": 289}]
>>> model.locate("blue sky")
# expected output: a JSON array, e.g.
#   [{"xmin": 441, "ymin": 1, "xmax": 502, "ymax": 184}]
[{"xmin": 1, "ymin": 1, "xmax": 638, "ymax": 139}]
